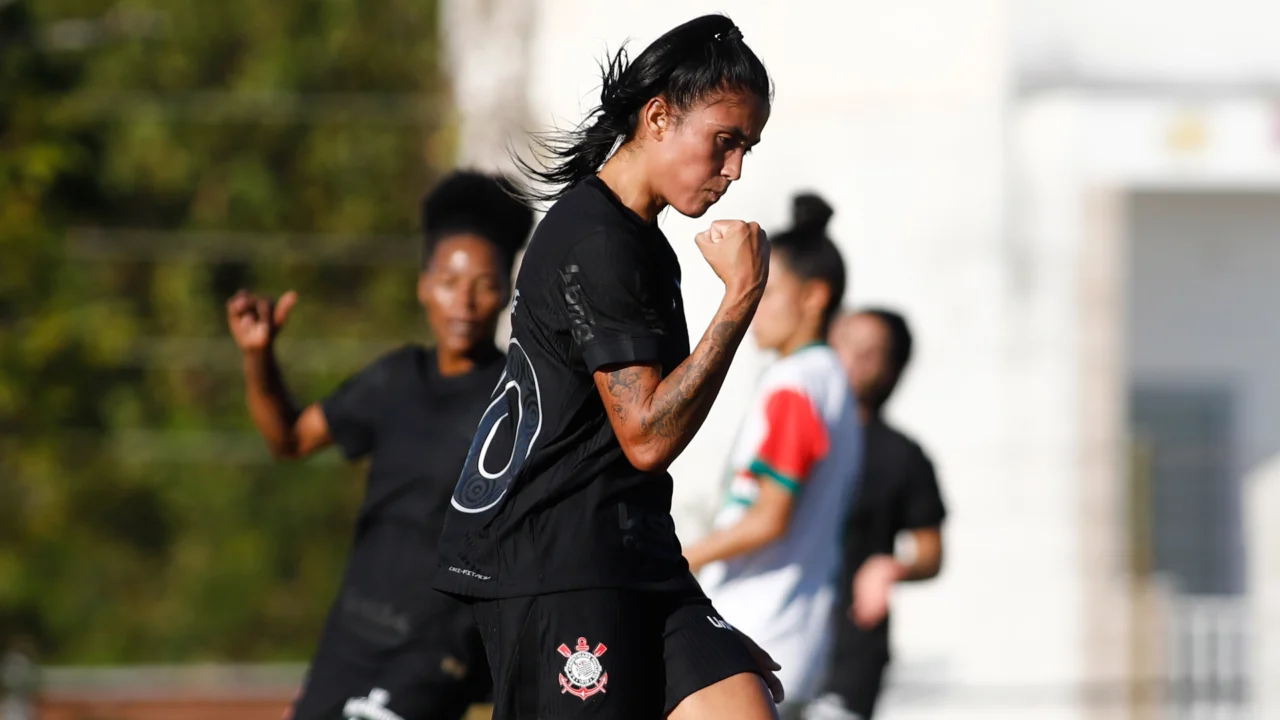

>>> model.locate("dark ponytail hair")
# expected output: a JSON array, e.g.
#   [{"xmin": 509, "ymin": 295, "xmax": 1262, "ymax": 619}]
[
  {"xmin": 515, "ymin": 14, "xmax": 772, "ymax": 203},
  {"xmin": 770, "ymin": 192, "xmax": 847, "ymax": 335},
  {"xmin": 420, "ymin": 170, "xmax": 534, "ymax": 277}
]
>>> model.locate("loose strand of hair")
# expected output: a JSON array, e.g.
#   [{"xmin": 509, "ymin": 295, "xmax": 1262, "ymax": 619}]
[{"xmin": 509, "ymin": 44, "xmax": 634, "ymax": 205}]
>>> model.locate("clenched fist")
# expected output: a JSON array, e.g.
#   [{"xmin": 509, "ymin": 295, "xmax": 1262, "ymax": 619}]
[{"xmin": 694, "ymin": 220, "xmax": 769, "ymax": 299}]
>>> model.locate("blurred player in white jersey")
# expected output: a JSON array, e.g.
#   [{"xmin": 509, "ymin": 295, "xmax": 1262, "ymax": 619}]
[{"xmin": 686, "ymin": 193, "xmax": 862, "ymax": 717}]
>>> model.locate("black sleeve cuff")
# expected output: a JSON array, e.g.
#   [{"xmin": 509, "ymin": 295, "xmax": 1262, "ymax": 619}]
[
  {"xmin": 901, "ymin": 509, "xmax": 947, "ymax": 530},
  {"xmin": 581, "ymin": 336, "xmax": 664, "ymax": 374}
]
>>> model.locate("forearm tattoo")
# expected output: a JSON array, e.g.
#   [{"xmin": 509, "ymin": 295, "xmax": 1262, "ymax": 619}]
[
  {"xmin": 603, "ymin": 299, "xmax": 751, "ymax": 443},
  {"xmin": 639, "ymin": 320, "xmax": 736, "ymax": 438}
]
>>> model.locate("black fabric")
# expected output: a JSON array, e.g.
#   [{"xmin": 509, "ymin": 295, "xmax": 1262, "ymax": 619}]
[
  {"xmin": 291, "ymin": 585, "xmax": 489, "ymax": 720},
  {"xmin": 296, "ymin": 345, "xmax": 504, "ymax": 718},
  {"xmin": 321, "ymin": 345, "xmax": 505, "ymax": 534},
  {"xmin": 815, "ymin": 646, "xmax": 886, "ymax": 719},
  {"xmin": 435, "ymin": 175, "xmax": 697, "ymax": 599},
  {"xmin": 823, "ymin": 419, "xmax": 945, "ymax": 712},
  {"xmin": 471, "ymin": 589, "xmax": 758, "ymax": 719}
]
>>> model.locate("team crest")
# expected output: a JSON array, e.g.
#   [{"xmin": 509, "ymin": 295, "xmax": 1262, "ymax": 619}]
[{"xmin": 557, "ymin": 637, "xmax": 608, "ymax": 700}]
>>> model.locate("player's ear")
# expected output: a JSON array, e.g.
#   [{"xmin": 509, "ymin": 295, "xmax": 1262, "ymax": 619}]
[
  {"xmin": 639, "ymin": 96, "xmax": 673, "ymax": 141},
  {"xmin": 803, "ymin": 281, "xmax": 830, "ymax": 321}
]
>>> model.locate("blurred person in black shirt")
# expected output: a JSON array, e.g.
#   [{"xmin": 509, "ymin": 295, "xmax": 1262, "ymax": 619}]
[
  {"xmin": 434, "ymin": 14, "xmax": 786, "ymax": 720},
  {"xmin": 225, "ymin": 171, "xmax": 532, "ymax": 720},
  {"xmin": 805, "ymin": 309, "xmax": 947, "ymax": 720}
]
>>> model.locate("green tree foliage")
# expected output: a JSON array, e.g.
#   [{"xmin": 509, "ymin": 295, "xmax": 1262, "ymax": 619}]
[{"xmin": 0, "ymin": 0, "xmax": 451, "ymax": 663}]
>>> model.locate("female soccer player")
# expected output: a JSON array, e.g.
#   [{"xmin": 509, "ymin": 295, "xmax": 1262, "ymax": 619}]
[
  {"xmin": 225, "ymin": 171, "xmax": 533, "ymax": 720},
  {"xmin": 434, "ymin": 14, "xmax": 782, "ymax": 720},
  {"xmin": 685, "ymin": 194, "xmax": 862, "ymax": 716}
]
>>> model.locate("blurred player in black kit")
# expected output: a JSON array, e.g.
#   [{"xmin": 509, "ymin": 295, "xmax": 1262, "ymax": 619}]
[
  {"xmin": 434, "ymin": 13, "xmax": 786, "ymax": 720},
  {"xmin": 226, "ymin": 171, "xmax": 533, "ymax": 720},
  {"xmin": 805, "ymin": 309, "xmax": 948, "ymax": 720}
]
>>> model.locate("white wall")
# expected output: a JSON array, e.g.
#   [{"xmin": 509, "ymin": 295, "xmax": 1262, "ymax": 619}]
[
  {"xmin": 1246, "ymin": 455, "xmax": 1280, "ymax": 715},
  {"xmin": 1015, "ymin": 0, "xmax": 1280, "ymax": 86}
]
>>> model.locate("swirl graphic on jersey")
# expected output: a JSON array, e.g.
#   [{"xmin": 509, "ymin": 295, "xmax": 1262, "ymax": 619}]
[{"xmin": 451, "ymin": 339, "xmax": 542, "ymax": 513}]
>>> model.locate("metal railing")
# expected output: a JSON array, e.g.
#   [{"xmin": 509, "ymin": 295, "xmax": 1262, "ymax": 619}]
[{"xmin": 1163, "ymin": 593, "xmax": 1251, "ymax": 720}]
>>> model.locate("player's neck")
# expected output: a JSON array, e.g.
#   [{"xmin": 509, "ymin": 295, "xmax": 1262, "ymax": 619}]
[
  {"xmin": 860, "ymin": 403, "xmax": 881, "ymax": 425},
  {"xmin": 597, "ymin": 154, "xmax": 664, "ymax": 223},
  {"xmin": 779, "ymin": 319, "xmax": 826, "ymax": 357},
  {"xmin": 778, "ymin": 333, "xmax": 824, "ymax": 358},
  {"xmin": 437, "ymin": 343, "xmax": 500, "ymax": 378}
]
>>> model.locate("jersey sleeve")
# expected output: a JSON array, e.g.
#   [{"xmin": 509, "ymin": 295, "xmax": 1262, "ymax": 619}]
[
  {"xmin": 319, "ymin": 347, "xmax": 407, "ymax": 461},
  {"xmin": 558, "ymin": 230, "xmax": 668, "ymax": 373},
  {"xmin": 901, "ymin": 444, "xmax": 947, "ymax": 529},
  {"xmin": 747, "ymin": 388, "xmax": 830, "ymax": 494}
]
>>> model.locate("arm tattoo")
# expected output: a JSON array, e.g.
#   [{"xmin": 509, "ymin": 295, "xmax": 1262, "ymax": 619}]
[
  {"xmin": 601, "ymin": 297, "xmax": 753, "ymax": 456},
  {"xmin": 639, "ymin": 319, "xmax": 739, "ymax": 438},
  {"xmin": 605, "ymin": 366, "xmax": 645, "ymax": 422}
]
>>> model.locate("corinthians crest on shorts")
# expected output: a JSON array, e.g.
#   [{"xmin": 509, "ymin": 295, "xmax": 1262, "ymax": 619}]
[{"xmin": 557, "ymin": 637, "xmax": 608, "ymax": 700}]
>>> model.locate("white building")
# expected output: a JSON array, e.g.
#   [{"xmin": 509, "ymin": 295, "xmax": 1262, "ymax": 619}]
[{"xmin": 445, "ymin": 2, "xmax": 1280, "ymax": 717}]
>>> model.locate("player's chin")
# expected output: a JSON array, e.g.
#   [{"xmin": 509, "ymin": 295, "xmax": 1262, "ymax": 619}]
[
  {"xmin": 675, "ymin": 199, "xmax": 716, "ymax": 217},
  {"xmin": 440, "ymin": 331, "xmax": 484, "ymax": 355},
  {"xmin": 675, "ymin": 195, "xmax": 717, "ymax": 219},
  {"xmin": 751, "ymin": 326, "xmax": 781, "ymax": 352}
]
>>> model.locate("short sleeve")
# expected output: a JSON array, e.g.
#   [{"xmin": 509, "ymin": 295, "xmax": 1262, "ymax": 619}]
[
  {"xmin": 559, "ymin": 231, "xmax": 669, "ymax": 373},
  {"xmin": 748, "ymin": 388, "xmax": 830, "ymax": 494},
  {"xmin": 320, "ymin": 347, "xmax": 409, "ymax": 461},
  {"xmin": 901, "ymin": 444, "xmax": 947, "ymax": 529}
]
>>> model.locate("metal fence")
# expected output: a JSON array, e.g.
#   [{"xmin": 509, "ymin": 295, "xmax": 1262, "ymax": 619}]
[{"xmin": 1163, "ymin": 593, "xmax": 1250, "ymax": 720}]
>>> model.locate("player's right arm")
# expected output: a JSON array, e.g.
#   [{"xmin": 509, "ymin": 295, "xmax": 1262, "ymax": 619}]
[
  {"xmin": 590, "ymin": 220, "xmax": 768, "ymax": 473},
  {"xmin": 227, "ymin": 290, "xmax": 333, "ymax": 460}
]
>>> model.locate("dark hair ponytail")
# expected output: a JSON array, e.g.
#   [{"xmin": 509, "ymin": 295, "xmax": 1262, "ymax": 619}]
[
  {"xmin": 514, "ymin": 14, "xmax": 772, "ymax": 203},
  {"xmin": 420, "ymin": 170, "xmax": 534, "ymax": 276},
  {"xmin": 770, "ymin": 192, "xmax": 848, "ymax": 335}
]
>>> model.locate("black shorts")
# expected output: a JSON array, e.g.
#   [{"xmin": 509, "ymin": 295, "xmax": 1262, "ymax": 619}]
[
  {"xmin": 471, "ymin": 588, "xmax": 760, "ymax": 719},
  {"xmin": 290, "ymin": 588, "xmax": 491, "ymax": 720}
]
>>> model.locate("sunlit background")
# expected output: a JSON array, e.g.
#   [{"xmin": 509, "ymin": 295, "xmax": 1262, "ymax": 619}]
[{"xmin": 5, "ymin": 1, "xmax": 1280, "ymax": 718}]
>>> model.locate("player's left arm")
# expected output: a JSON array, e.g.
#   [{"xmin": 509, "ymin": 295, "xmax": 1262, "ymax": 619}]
[
  {"xmin": 684, "ymin": 481, "xmax": 795, "ymax": 573},
  {"xmin": 894, "ymin": 443, "xmax": 947, "ymax": 581},
  {"xmin": 901, "ymin": 526, "xmax": 944, "ymax": 581},
  {"xmin": 855, "ymin": 526, "xmax": 942, "ymax": 598},
  {"xmin": 685, "ymin": 387, "xmax": 827, "ymax": 573},
  {"xmin": 851, "ymin": 444, "xmax": 946, "ymax": 628}
]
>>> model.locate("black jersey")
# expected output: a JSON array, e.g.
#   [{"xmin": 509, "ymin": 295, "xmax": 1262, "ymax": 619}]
[
  {"xmin": 434, "ymin": 176, "xmax": 700, "ymax": 599},
  {"xmin": 833, "ymin": 418, "xmax": 947, "ymax": 656},
  {"xmin": 320, "ymin": 344, "xmax": 504, "ymax": 616}
]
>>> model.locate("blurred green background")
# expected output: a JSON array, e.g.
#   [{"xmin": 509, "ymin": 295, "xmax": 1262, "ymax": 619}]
[{"xmin": 0, "ymin": 0, "xmax": 452, "ymax": 664}]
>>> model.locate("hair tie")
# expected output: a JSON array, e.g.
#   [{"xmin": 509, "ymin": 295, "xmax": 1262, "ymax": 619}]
[{"xmin": 715, "ymin": 26, "xmax": 743, "ymax": 43}]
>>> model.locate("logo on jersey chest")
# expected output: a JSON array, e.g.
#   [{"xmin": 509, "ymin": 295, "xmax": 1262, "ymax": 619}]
[
  {"xmin": 557, "ymin": 637, "xmax": 609, "ymax": 700},
  {"xmin": 559, "ymin": 264, "xmax": 595, "ymax": 344}
]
